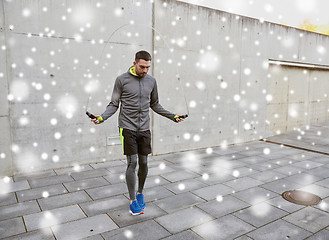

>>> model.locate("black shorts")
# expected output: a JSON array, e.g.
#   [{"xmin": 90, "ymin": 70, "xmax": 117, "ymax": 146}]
[{"xmin": 120, "ymin": 128, "xmax": 152, "ymax": 156}]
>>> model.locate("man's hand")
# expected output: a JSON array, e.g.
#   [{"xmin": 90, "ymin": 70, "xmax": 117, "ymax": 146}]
[
  {"xmin": 174, "ymin": 114, "xmax": 188, "ymax": 123},
  {"xmin": 91, "ymin": 115, "xmax": 103, "ymax": 124}
]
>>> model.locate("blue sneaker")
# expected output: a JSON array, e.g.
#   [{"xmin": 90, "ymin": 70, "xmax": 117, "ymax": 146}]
[
  {"xmin": 129, "ymin": 200, "xmax": 144, "ymax": 216},
  {"xmin": 136, "ymin": 192, "xmax": 145, "ymax": 209}
]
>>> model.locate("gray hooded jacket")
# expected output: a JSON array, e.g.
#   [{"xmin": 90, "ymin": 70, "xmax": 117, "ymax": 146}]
[{"xmin": 101, "ymin": 66, "xmax": 176, "ymax": 131}]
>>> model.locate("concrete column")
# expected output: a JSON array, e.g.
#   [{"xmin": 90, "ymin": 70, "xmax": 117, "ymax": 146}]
[{"xmin": 0, "ymin": 1, "xmax": 13, "ymax": 177}]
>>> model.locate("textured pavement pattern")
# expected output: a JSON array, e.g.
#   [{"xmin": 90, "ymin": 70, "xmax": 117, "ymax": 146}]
[{"xmin": 1, "ymin": 122, "xmax": 329, "ymax": 239}]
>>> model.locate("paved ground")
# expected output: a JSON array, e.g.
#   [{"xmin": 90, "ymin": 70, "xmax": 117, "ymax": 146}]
[{"xmin": 1, "ymin": 123, "xmax": 329, "ymax": 240}]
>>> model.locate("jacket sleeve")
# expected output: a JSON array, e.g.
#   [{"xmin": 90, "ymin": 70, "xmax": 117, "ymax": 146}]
[
  {"xmin": 150, "ymin": 80, "xmax": 176, "ymax": 122},
  {"xmin": 101, "ymin": 77, "xmax": 122, "ymax": 121}
]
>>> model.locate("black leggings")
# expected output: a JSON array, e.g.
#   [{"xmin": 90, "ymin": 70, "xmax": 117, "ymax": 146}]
[{"xmin": 125, "ymin": 154, "xmax": 148, "ymax": 200}]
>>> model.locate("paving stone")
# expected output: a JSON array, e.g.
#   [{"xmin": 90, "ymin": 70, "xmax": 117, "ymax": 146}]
[
  {"xmin": 13, "ymin": 170, "xmax": 57, "ymax": 182},
  {"xmin": 70, "ymin": 169, "xmax": 111, "ymax": 181},
  {"xmin": 192, "ymin": 183, "xmax": 234, "ymax": 200},
  {"xmin": 261, "ymin": 151, "xmax": 288, "ymax": 160},
  {"xmin": 313, "ymin": 196, "xmax": 329, "ymax": 213},
  {"xmin": 64, "ymin": 177, "xmax": 109, "ymax": 192},
  {"xmin": 0, "ymin": 193, "xmax": 16, "ymax": 207},
  {"xmin": 108, "ymin": 202, "xmax": 167, "ymax": 228},
  {"xmin": 274, "ymin": 165, "xmax": 306, "ymax": 176},
  {"xmin": 90, "ymin": 160, "xmax": 125, "ymax": 169},
  {"xmin": 163, "ymin": 178, "xmax": 208, "ymax": 194},
  {"xmin": 52, "ymin": 214, "xmax": 118, "ymax": 240},
  {"xmin": 306, "ymin": 229, "xmax": 329, "ymax": 240},
  {"xmin": 0, "ymin": 200, "xmax": 40, "ymax": 221},
  {"xmin": 234, "ymin": 202, "xmax": 289, "ymax": 227},
  {"xmin": 0, "ymin": 217, "xmax": 26, "ymax": 238},
  {"xmin": 162, "ymin": 230, "xmax": 203, "ymax": 240},
  {"xmin": 155, "ymin": 207, "xmax": 214, "ymax": 234},
  {"xmin": 312, "ymin": 156, "xmax": 329, "ymax": 164},
  {"xmin": 82, "ymin": 234, "xmax": 104, "ymax": 240},
  {"xmin": 54, "ymin": 165, "xmax": 93, "ymax": 175},
  {"xmin": 232, "ymin": 187, "xmax": 278, "ymax": 205},
  {"xmin": 223, "ymin": 177, "xmax": 264, "ymax": 192},
  {"xmin": 269, "ymin": 158, "xmax": 300, "ymax": 167},
  {"xmin": 106, "ymin": 165, "xmax": 127, "ymax": 174},
  {"xmin": 261, "ymin": 179, "xmax": 303, "ymax": 194},
  {"xmin": 247, "ymin": 219, "xmax": 312, "ymax": 240},
  {"xmin": 38, "ymin": 191, "xmax": 92, "ymax": 210},
  {"xmin": 196, "ymin": 171, "xmax": 235, "ymax": 185},
  {"xmin": 160, "ymin": 170, "xmax": 199, "ymax": 182},
  {"xmin": 315, "ymin": 178, "xmax": 329, "ymax": 188},
  {"xmin": 85, "ymin": 183, "xmax": 127, "ymax": 200},
  {"xmin": 283, "ymin": 207, "xmax": 329, "ymax": 233},
  {"xmin": 292, "ymin": 160, "xmax": 323, "ymax": 170},
  {"xmin": 2, "ymin": 228, "xmax": 54, "ymax": 240},
  {"xmin": 249, "ymin": 162, "xmax": 281, "ymax": 171},
  {"xmin": 17, "ymin": 184, "xmax": 67, "ymax": 202},
  {"xmin": 79, "ymin": 195, "xmax": 128, "ymax": 216},
  {"xmin": 101, "ymin": 219, "xmax": 170, "ymax": 240},
  {"xmin": 192, "ymin": 215, "xmax": 255, "ymax": 240},
  {"xmin": 249, "ymin": 170, "xmax": 286, "ymax": 183},
  {"xmin": 266, "ymin": 196, "xmax": 305, "ymax": 213},
  {"xmin": 133, "ymin": 185, "xmax": 174, "ymax": 202},
  {"xmin": 202, "ymin": 158, "xmax": 246, "ymax": 171},
  {"xmin": 287, "ymin": 154, "xmax": 314, "ymax": 161},
  {"xmin": 223, "ymin": 153, "xmax": 250, "ymax": 161},
  {"xmin": 213, "ymin": 147, "xmax": 244, "ymax": 156},
  {"xmin": 153, "ymin": 192, "xmax": 205, "ymax": 213},
  {"xmin": 0, "ymin": 180, "xmax": 30, "ymax": 194},
  {"xmin": 148, "ymin": 160, "xmax": 177, "ymax": 169},
  {"xmin": 102, "ymin": 173, "xmax": 126, "ymax": 185},
  {"xmin": 28, "ymin": 174, "xmax": 74, "ymax": 188},
  {"xmin": 298, "ymin": 184, "xmax": 329, "ymax": 199},
  {"xmin": 239, "ymin": 156, "xmax": 267, "ymax": 164},
  {"xmin": 197, "ymin": 195, "xmax": 250, "ymax": 218},
  {"xmin": 143, "ymin": 176, "xmax": 171, "ymax": 189},
  {"xmin": 285, "ymin": 173, "xmax": 322, "ymax": 186},
  {"xmin": 24, "ymin": 205, "xmax": 86, "ymax": 231},
  {"xmin": 239, "ymin": 150, "xmax": 263, "ymax": 157},
  {"xmin": 235, "ymin": 236, "xmax": 253, "ymax": 240},
  {"xmin": 307, "ymin": 166, "xmax": 329, "ymax": 178},
  {"xmin": 228, "ymin": 167, "xmax": 260, "ymax": 178}
]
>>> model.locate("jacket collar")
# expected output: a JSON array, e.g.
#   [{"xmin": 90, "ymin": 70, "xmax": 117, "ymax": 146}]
[{"xmin": 129, "ymin": 66, "xmax": 139, "ymax": 77}]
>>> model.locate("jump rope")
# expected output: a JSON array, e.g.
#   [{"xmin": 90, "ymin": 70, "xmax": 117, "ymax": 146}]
[{"xmin": 85, "ymin": 23, "xmax": 189, "ymax": 121}]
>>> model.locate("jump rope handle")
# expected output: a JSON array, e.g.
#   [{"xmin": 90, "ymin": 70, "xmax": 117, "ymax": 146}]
[
  {"xmin": 174, "ymin": 114, "xmax": 188, "ymax": 120},
  {"xmin": 86, "ymin": 111, "xmax": 103, "ymax": 122}
]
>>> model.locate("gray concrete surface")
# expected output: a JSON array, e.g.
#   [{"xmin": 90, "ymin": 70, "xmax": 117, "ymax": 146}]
[
  {"xmin": 1, "ymin": 123, "xmax": 329, "ymax": 239},
  {"xmin": 1, "ymin": 0, "xmax": 329, "ymax": 177}
]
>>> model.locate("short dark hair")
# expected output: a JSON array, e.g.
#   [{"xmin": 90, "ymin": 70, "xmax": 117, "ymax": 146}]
[{"xmin": 135, "ymin": 50, "xmax": 152, "ymax": 62}]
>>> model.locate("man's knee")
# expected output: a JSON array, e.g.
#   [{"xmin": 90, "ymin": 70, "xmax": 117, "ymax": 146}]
[
  {"xmin": 138, "ymin": 155, "xmax": 148, "ymax": 167},
  {"xmin": 127, "ymin": 154, "xmax": 138, "ymax": 169}
]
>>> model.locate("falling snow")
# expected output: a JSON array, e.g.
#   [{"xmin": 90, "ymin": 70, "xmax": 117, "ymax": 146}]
[{"xmin": 1, "ymin": 1, "xmax": 329, "ymax": 238}]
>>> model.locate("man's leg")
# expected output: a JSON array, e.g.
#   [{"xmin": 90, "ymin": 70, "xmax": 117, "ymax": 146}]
[
  {"xmin": 137, "ymin": 154, "xmax": 148, "ymax": 194},
  {"xmin": 121, "ymin": 129, "xmax": 143, "ymax": 215},
  {"xmin": 125, "ymin": 154, "xmax": 138, "ymax": 202}
]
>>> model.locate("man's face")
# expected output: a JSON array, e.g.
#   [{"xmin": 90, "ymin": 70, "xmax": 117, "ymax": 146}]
[{"xmin": 134, "ymin": 59, "xmax": 151, "ymax": 78}]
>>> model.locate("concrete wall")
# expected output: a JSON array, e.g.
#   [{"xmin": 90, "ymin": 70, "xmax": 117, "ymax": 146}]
[
  {"xmin": 0, "ymin": 0, "xmax": 153, "ymax": 176},
  {"xmin": 267, "ymin": 64, "xmax": 329, "ymax": 134},
  {"xmin": 152, "ymin": 0, "xmax": 329, "ymax": 155},
  {"xmin": 1, "ymin": 0, "xmax": 329, "ymax": 176},
  {"xmin": 0, "ymin": 1, "xmax": 13, "ymax": 176}
]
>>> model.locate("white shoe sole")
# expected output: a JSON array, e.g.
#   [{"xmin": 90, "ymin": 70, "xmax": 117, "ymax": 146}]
[{"xmin": 129, "ymin": 210, "xmax": 144, "ymax": 216}]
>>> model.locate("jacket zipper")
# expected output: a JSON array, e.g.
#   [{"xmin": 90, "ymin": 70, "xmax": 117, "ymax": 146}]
[{"xmin": 138, "ymin": 78, "xmax": 142, "ymax": 130}]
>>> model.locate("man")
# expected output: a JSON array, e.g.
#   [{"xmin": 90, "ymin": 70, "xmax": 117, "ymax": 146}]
[{"xmin": 91, "ymin": 50, "xmax": 184, "ymax": 215}]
